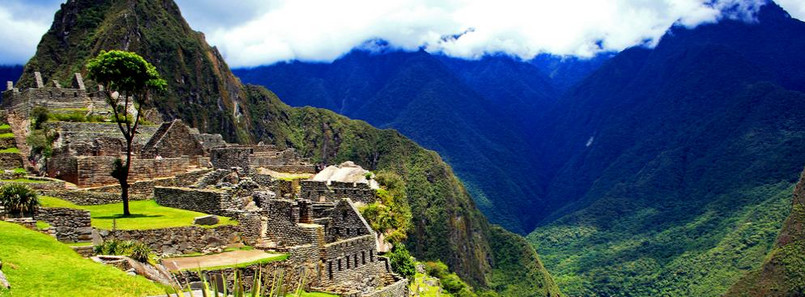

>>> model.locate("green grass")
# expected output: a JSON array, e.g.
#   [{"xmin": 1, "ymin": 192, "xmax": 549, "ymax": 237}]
[
  {"xmin": 177, "ymin": 254, "xmax": 289, "ymax": 271},
  {"xmin": 0, "ymin": 221, "xmax": 163, "ymax": 296},
  {"xmin": 0, "ymin": 124, "xmax": 10, "ymax": 130},
  {"xmin": 0, "ymin": 133, "xmax": 14, "ymax": 139},
  {"xmin": 287, "ymin": 292, "xmax": 340, "ymax": 297},
  {"xmin": 35, "ymin": 221, "xmax": 52, "ymax": 230},
  {"xmin": 66, "ymin": 242, "xmax": 94, "ymax": 247},
  {"xmin": 38, "ymin": 197, "xmax": 236, "ymax": 230},
  {"xmin": 11, "ymin": 168, "xmax": 26, "ymax": 174},
  {"xmin": 410, "ymin": 272, "xmax": 452, "ymax": 297},
  {"xmin": 0, "ymin": 178, "xmax": 47, "ymax": 184},
  {"xmin": 0, "ymin": 148, "xmax": 20, "ymax": 153}
]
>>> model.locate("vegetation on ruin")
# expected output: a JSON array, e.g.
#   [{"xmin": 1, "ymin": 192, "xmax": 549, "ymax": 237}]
[
  {"xmin": 0, "ymin": 184, "xmax": 39, "ymax": 215},
  {"xmin": 38, "ymin": 196, "xmax": 235, "ymax": 230},
  {"xmin": 0, "ymin": 133, "xmax": 13, "ymax": 139},
  {"xmin": 359, "ymin": 171, "xmax": 411, "ymax": 244},
  {"xmin": 0, "ymin": 221, "xmax": 164, "ymax": 296},
  {"xmin": 0, "ymin": 124, "xmax": 10, "ymax": 131},
  {"xmin": 423, "ymin": 261, "xmax": 476, "ymax": 297}
]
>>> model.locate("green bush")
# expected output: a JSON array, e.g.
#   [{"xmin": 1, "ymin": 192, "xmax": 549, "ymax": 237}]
[
  {"xmin": 31, "ymin": 106, "xmax": 49, "ymax": 129},
  {"xmin": 424, "ymin": 260, "xmax": 477, "ymax": 297},
  {"xmin": 0, "ymin": 184, "xmax": 39, "ymax": 215},
  {"xmin": 388, "ymin": 243, "xmax": 416, "ymax": 279},
  {"xmin": 94, "ymin": 239, "xmax": 152, "ymax": 263}
]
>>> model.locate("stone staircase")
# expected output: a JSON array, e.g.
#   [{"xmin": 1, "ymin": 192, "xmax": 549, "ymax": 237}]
[{"xmin": 0, "ymin": 112, "xmax": 24, "ymax": 172}]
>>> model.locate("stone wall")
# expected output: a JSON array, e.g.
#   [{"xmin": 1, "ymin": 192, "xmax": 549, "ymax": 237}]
[
  {"xmin": 300, "ymin": 181, "xmax": 376, "ymax": 204},
  {"xmin": 320, "ymin": 235, "xmax": 384, "ymax": 289},
  {"xmin": 325, "ymin": 199, "xmax": 373, "ymax": 243},
  {"xmin": 0, "ymin": 152, "xmax": 23, "ymax": 169},
  {"xmin": 42, "ymin": 189, "xmax": 147, "ymax": 205},
  {"xmin": 154, "ymin": 187, "xmax": 227, "ymax": 215},
  {"xmin": 98, "ymin": 225, "xmax": 242, "ymax": 256},
  {"xmin": 141, "ymin": 120, "xmax": 205, "ymax": 159},
  {"xmin": 50, "ymin": 156, "xmax": 195, "ymax": 187},
  {"xmin": 36, "ymin": 207, "xmax": 92, "ymax": 242},
  {"xmin": 210, "ymin": 147, "xmax": 252, "ymax": 171},
  {"xmin": 363, "ymin": 279, "xmax": 409, "ymax": 297},
  {"xmin": 87, "ymin": 169, "xmax": 211, "ymax": 197},
  {"xmin": 264, "ymin": 199, "xmax": 324, "ymax": 247}
]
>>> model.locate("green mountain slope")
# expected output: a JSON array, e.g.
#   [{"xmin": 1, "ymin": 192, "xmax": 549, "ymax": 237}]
[
  {"xmin": 725, "ymin": 169, "xmax": 805, "ymax": 296},
  {"xmin": 18, "ymin": 0, "xmax": 560, "ymax": 295},
  {"xmin": 527, "ymin": 3, "xmax": 805, "ymax": 296}
]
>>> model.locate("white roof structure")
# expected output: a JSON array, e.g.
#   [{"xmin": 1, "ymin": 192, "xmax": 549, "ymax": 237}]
[{"xmin": 311, "ymin": 161, "xmax": 379, "ymax": 189}]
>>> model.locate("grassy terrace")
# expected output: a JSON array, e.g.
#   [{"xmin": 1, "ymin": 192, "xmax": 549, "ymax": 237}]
[
  {"xmin": 0, "ymin": 148, "xmax": 20, "ymax": 153},
  {"xmin": 0, "ymin": 221, "xmax": 164, "ymax": 296},
  {"xmin": 39, "ymin": 196, "xmax": 236, "ymax": 230},
  {"xmin": 0, "ymin": 178, "xmax": 47, "ymax": 184}
]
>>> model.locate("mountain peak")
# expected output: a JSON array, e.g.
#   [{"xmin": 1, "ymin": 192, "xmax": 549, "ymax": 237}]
[{"xmin": 19, "ymin": 0, "xmax": 249, "ymax": 142}]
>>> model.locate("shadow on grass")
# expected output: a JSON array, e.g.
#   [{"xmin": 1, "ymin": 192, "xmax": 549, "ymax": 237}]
[{"xmin": 94, "ymin": 214, "xmax": 164, "ymax": 219}]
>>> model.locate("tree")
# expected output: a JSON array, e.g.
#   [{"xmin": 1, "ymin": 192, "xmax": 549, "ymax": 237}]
[
  {"xmin": 388, "ymin": 243, "xmax": 416, "ymax": 279},
  {"xmin": 86, "ymin": 50, "xmax": 166, "ymax": 216}
]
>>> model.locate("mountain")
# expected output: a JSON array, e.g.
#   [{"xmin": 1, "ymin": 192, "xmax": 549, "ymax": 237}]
[
  {"xmin": 530, "ymin": 53, "xmax": 613, "ymax": 94},
  {"xmin": 22, "ymin": 0, "xmax": 560, "ymax": 295},
  {"xmin": 19, "ymin": 0, "xmax": 249, "ymax": 142},
  {"xmin": 234, "ymin": 51, "xmax": 559, "ymax": 233},
  {"xmin": 527, "ymin": 2, "xmax": 805, "ymax": 296},
  {"xmin": 725, "ymin": 167, "xmax": 805, "ymax": 296}
]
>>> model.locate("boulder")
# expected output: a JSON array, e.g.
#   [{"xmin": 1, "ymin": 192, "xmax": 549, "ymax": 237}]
[
  {"xmin": 193, "ymin": 215, "xmax": 219, "ymax": 226},
  {"xmin": 0, "ymin": 270, "xmax": 9, "ymax": 289}
]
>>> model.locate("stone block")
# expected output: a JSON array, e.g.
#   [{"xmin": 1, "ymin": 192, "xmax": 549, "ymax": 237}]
[{"xmin": 193, "ymin": 215, "xmax": 219, "ymax": 226}]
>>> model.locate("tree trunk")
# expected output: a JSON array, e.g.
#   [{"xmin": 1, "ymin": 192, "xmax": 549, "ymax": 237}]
[{"xmin": 122, "ymin": 137, "xmax": 133, "ymax": 217}]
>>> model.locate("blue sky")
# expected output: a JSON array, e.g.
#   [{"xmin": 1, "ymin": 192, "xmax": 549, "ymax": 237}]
[{"xmin": 1, "ymin": 0, "xmax": 803, "ymax": 67}]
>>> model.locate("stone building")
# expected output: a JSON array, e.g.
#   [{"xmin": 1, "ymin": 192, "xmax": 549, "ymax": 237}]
[{"xmin": 300, "ymin": 161, "xmax": 378, "ymax": 204}]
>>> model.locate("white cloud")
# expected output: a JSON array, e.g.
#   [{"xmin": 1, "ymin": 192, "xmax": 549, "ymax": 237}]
[
  {"xmin": 1, "ymin": 0, "xmax": 805, "ymax": 66},
  {"xmin": 0, "ymin": 6, "xmax": 51, "ymax": 65},
  {"xmin": 776, "ymin": 0, "xmax": 805, "ymax": 19},
  {"xmin": 189, "ymin": 0, "xmax": 781, "ymax": 67}
]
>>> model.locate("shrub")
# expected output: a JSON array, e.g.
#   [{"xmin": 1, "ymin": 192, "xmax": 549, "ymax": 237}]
[
  {"xmin": 388, "ymin": 243, "xmax": 416, "ymax": 279},
  {"xmin": 0, "ymin": 184, "xmax": 39, "ymax": 216},
  {"xmin": 95, "ymin": 239, "xmax": 152, "ymax": 263},
  {"xmin": 31, "ymin": 106, "xmax": 49, "ymax": 129}
]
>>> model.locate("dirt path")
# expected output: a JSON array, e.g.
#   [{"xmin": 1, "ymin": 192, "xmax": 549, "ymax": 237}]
[{"xmin": 162, "ymin": 250, "xmax": 283, "ymax": 271}]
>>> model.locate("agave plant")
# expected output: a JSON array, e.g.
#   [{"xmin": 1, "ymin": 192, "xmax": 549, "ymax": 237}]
[{"xmin": 0, "ymin": 184, "xmax": 39, "ymax": 216}]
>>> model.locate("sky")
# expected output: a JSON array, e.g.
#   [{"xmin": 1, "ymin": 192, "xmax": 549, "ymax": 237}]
[{"xmin": 0, "ymin": 0, "xmax": 804, "ymax": 67}]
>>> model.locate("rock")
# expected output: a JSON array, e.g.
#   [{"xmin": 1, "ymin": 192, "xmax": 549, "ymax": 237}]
[
  {"xmin": 193, "ymin": 215, "xmax": 219, "ymax": 226},
  {"xmin": 0, "ymin": 270, "xmax": 9, "ymax": 289}
]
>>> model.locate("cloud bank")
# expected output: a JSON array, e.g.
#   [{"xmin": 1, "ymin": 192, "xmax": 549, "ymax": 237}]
[
  {"xmin": 1, "ymin": 0, "xmax": 804, "ymax": 67},
  {"xmin": 178, "ymin": 0, "xmax": 783, "ymax": 67}
]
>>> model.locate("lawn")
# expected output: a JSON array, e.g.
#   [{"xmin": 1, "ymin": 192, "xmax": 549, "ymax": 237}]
[
  {"xmin": 38, "ymin": 197, "xmax": 236, "ymax": 230},
  {"xmin": 0, "ymin": 178, "xmax": 47, "ymax": 184},
  {"xmin": 0, "ymin": 221, "xmax": 164, "ymax": 296},
  {"xmin": 0, "ymin": 148, "xmax": 19, "ymax": 153}
]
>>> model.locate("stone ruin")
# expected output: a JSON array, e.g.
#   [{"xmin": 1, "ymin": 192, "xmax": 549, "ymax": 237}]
[{"xmin": 0, "ymin": 70, "xmax": 405, "ymax": 296}]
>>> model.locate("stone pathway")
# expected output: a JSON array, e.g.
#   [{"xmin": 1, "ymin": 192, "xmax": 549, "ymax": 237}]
[{"xmin": 162, "ymin": 250, "xmax": 283, "ymax": 271}]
